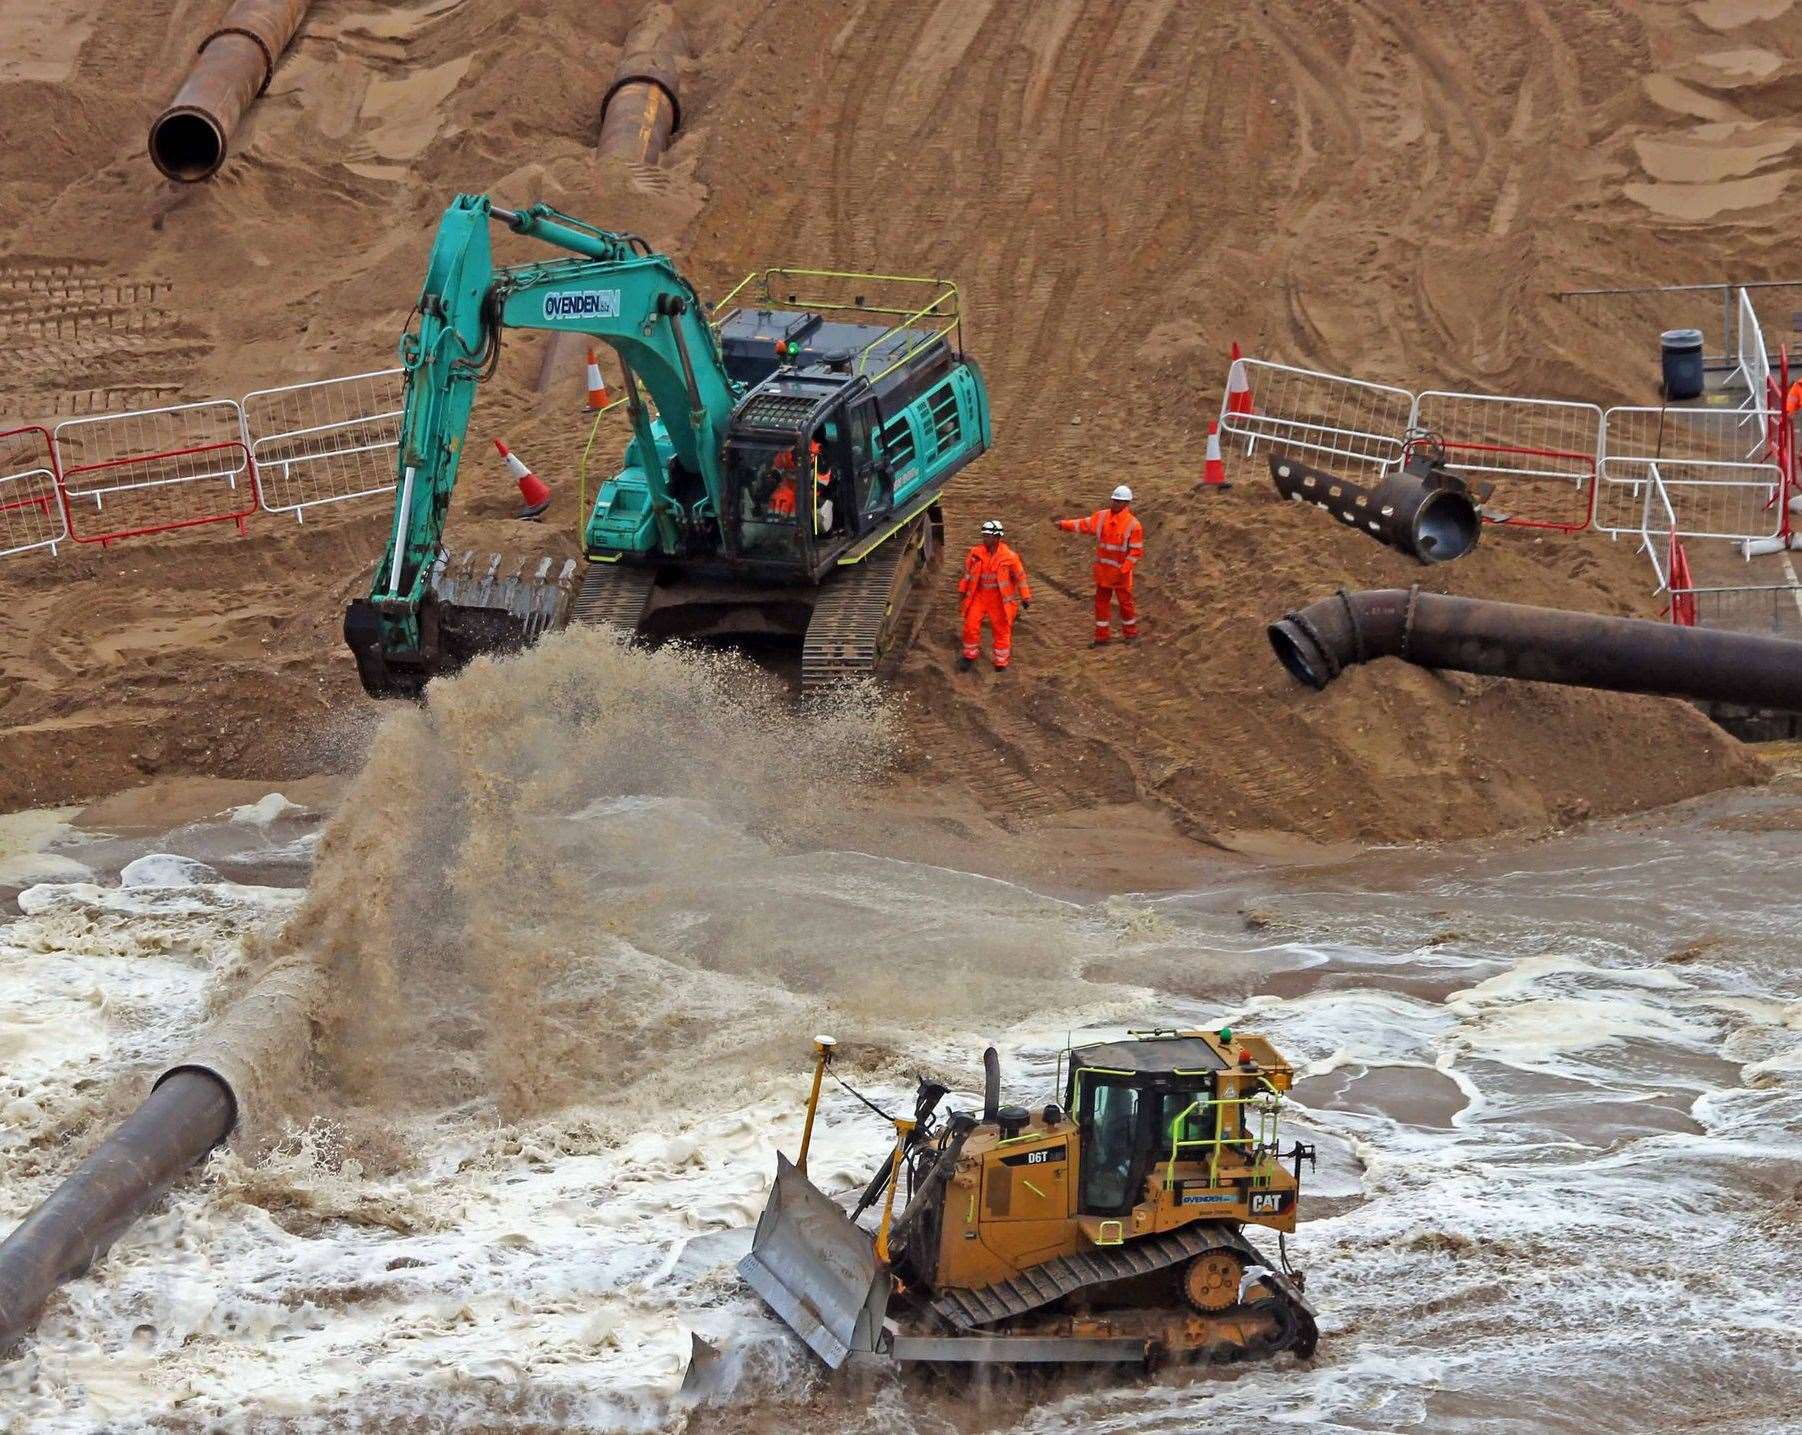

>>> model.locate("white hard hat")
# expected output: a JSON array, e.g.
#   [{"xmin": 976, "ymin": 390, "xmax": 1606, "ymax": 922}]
[
  {"xmin": 1112, "ymin": 484, "xmax": 1133, "ymax": 502},
  {"xmin": 981, "ymin": 519, "xmax": 1004, "ymax": 536}
]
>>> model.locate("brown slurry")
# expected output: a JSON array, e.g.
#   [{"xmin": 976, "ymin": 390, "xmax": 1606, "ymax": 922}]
[{"xmin": 0, "ymin": 0, "xmax": 1794, "ymax": 841}]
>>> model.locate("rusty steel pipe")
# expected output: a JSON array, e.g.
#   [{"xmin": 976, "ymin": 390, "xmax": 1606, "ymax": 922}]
[
  {"xmin": 0, "ymin": 960, "xmax": 320, "ymax": 1349},
  {"xmin": 149, "ymin": 0, "xmax": 315, "ymax": 182},
  {"xmin": 535, "ymin": 4, "xmax": 688, "ymax": 395},
  {"xmin": 598, "ymin": 3, "xmax": 684, "ymax": 160},
  {"xmin": 1270, "ymin": 587, "xmax": 1802, "ymax": 712}
]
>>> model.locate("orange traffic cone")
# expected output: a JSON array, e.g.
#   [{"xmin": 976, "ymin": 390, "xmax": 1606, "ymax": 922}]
[
  {"xmin": 496, "ymin": 438, "xmax": 551, "ymax": 519},
  {"xmin": 1226, "ymin": 340, "xmax": 1254, "ymax": 416},
  {"xmin": 1201, "ymin": 419, "xmax": 1230, "ymax": 490},
  {"xmin": 585, "ymin": 348, "xmax": 610, "ymax": 411}
]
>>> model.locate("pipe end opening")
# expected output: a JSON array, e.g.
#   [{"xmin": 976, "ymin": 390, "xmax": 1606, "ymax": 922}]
[
  {"xmin": 149, "ymin": 110, "xmax": 226, "ymax": 183},
  {"xmin": 1413, "ymin": 492, "xmax": 1480, "ymax": 564},
  {"xmin": 1268, "ymin": 620, "xmax": 1327, "ymax": 688}
]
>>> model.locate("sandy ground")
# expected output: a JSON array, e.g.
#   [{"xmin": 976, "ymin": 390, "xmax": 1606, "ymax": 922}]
[{"xmin": 3, "ymin": 0, "xmax": 1800, "ymax": 842}]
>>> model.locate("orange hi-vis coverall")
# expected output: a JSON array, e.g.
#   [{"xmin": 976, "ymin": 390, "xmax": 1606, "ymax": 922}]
[
  {"xmin": 959, "ymin": 542, "xmax": 1032, "ymax": 669},
  {"xmin": 1058, "ymin": 506, "xmax": 1144, "ymax": 642}
]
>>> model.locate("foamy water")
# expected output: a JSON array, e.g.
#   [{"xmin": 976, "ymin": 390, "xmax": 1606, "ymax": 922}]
[{"xmin": 2, "ymin": 637, "xmax": 1798, "ymax": 1433}]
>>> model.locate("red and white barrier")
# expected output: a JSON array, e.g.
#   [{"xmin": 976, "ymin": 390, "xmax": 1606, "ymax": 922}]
[
  {"xmin": 1596, "ymin": 404, "xmax": 1787, "ymax": 544},
  {"xmin": 241, "ymin": 369, "xmax": 404, "ymax": 521},
  {"xmin": 53, "ymin": 400, "xmax": 256, "ymax": 545},
  {"xmin": 0, "ymin": 426, "xmax": 68, "ymax": 558},
  {"xmin": 1217, "ymin": 357, "xmax": 1414, "ymax": 473},
  {"xmin": 1408, "ymin": 391, "xmax": 1603, "ymax": 533}
]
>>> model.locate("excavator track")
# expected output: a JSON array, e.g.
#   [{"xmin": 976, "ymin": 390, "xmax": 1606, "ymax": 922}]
[
  {"xmin": 569, "ymin": 560, "xmax": 657, "ymax": 633},
  {"xmin": 800, "ymin": 509, "xmax": 940, "ymax": 695}
]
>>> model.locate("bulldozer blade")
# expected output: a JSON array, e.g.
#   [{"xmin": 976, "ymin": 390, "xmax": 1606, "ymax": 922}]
[{"xmin": 737, "ymin": 1152, "xmax": 890, "ymax": 1370}]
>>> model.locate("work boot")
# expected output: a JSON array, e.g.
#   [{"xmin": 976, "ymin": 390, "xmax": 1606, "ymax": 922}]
[
  {"xmin": 957, "ymin": 654, "xmax": 975, "ymax": 671},
  {"xmin": 1090, "ymin": 639, "xmax": 1110, "ymax": 649},
  {"xmin": 1123, "ymin": 633, "xmax": 1138, "ymax": 644}
]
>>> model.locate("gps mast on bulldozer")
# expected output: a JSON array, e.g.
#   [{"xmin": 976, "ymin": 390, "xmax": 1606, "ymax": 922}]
[
  {"xmin": 345, "ymin": 194, "xmax": 990, "ymax": 697},
  {"xmin": 729, "ymin": 1029, "xmax": 1318, "ymax": 1373}
]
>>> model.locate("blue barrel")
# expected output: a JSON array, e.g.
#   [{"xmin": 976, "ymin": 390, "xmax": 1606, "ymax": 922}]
[{"xmin": 1661, "ymin": 328, "xmax": 1705, "ymax": 401}]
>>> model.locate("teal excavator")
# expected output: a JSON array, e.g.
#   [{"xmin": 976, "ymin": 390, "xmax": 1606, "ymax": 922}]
[{"xmin": 345, "ymin": 194, "xmax": 991, "ymax": 697}]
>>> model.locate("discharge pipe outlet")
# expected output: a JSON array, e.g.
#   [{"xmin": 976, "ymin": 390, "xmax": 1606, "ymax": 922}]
[
  {"xmin": 0, "ymin": 959, "xmax": 320, "ymax": 1349},
  {"xmin": 149, "ymin": 0, "xmax": 315, "ymax": 182},
  {"xmin": 1269, "ymin": 448, "xmax": 1485, "ymax": 565},
  {"xmin": 598, "ymin": 2, "xmax": 686, "ymax": 160},
  {"xmin": 1270, "ymin": 587, "xmax": 1802, "ymax": 712},
  {"xmin": 535, "ymin": 3, "xmax": 688, "ymax": 395}
]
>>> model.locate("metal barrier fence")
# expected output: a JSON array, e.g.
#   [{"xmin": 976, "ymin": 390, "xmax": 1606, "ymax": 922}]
[
  {"xmin": 1408, "ymin": 391, "xmax": 1601, "ymax": 532},
  {"xmin": 1595, "ymin": 405, "xmax": 1786, "ymax": 543},
  {"xmin": 241, "ymin": 369, "xmax": 404, "ymax": 520},
  {"xmin": 1735, "ymin": 286, "xmax": 1772, "ymax": 422},
  {"xmin": 53, "ymin": 400, "xmax": 256, "ymax": 545},
  {"xmin": 0, "ymin": 425, "xmax": 69, "ymax": 558},
  {"xmin": 1669, "ymin": 583, "xmax": 1802, "ymax": 640},
  {"xmin": 1217, "ymin": 358, "xmax": 1415, "ymax": 472}
]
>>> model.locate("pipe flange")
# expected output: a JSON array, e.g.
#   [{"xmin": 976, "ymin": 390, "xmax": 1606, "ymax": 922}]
[
  {"xmin": 1401, "ymin": 584, "xmax": 1421, "ymax": 662},
  {"xmin": 1285, "ymin": 609, "xmax": 1341, "ymax": 684},
  {"xmin": 197, "ymin": 26, "xmax": 278, "ymax": 94},
  {"xmin": 1334, "ymin": 587, "xmax": 1366, "ymax": 666}
]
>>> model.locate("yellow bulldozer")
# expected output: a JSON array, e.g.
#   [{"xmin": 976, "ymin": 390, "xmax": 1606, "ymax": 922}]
[{"xmin": 731, "ymin": 1028, "xmax": 1318, "ymax": 1371}]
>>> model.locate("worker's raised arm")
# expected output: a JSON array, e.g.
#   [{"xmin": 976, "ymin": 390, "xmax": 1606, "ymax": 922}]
[{"xmin": 1054, "ymin": 512, "xmax": 1100, "ymax": 534}]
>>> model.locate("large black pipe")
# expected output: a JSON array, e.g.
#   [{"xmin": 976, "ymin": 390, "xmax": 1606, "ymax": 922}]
[
  {"xmin": 0, "ymin": 960, "xmax": 318, "ymax": 1350},
  {"xmin": 1269, "ymin": 449, "xmax": 1485, "ymax": 565},
  {"xmin": 1270, "ymin": 587, "xmax": 1802, "ymax": 712},
  {"xmin": 0, "ymin": 1073, "xmax": 233, "ymax": 1346}
]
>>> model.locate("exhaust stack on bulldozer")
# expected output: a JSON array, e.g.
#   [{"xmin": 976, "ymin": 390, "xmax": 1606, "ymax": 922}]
[{"xmin": 731, "ymin": 1028, "xmax": 1319, "ymax": 1373}]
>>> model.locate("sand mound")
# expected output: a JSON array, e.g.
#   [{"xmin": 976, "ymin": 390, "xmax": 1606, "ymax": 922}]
[{"xmin": 0, "ymin": 0, "xmax": 1789, "ymax": 843}]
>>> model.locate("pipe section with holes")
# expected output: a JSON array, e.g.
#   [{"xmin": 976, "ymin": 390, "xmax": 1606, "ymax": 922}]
[
  {"xmin": 535, "ymin": 4, "xmax": 689, "ymax": 394},
  {"xmin": 1269, "ymin": 587, "xmax": 1802, "ymax": 712},
  {"xmin": 1268, "ymin": 449, "xmax": 1484, "ymax": 565},
  {"xmin": 0, "ymin": 960, "xmax": 320, "ymax": 1349},
  {"xmin": 149, "ymin": 0, "xmax": 315, "ymax": 182}
]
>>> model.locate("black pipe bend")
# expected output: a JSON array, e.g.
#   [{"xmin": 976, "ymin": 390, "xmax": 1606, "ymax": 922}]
[{"xmin": 1270, "ymin": 587, "xmax": 1802, "ymax": 713}]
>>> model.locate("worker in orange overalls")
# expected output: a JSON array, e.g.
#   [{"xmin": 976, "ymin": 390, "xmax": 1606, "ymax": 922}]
[
  {"xmin": 958, "ymin": 519, "xmax": 1032, "ymax": 671},
  {"xmin": 1054, "ymin": 483, "xmax": 1144, "ymax": 645}
]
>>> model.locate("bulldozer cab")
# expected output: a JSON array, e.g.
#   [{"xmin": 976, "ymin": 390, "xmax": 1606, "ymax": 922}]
[{"xmin": 1065, "ymin": 1032, "xmax": 1291, "ymax": 1219}]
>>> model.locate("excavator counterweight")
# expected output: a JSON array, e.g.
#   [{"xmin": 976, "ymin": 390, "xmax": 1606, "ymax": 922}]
[{"xmin": 346, "ymin": 195, "xmax": 989, "ymax": 697}]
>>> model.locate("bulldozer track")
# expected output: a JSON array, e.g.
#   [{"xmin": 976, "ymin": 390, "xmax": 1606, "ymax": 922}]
[
  {"xmin": 932, "ymin": 1223, "xmax": 1244, "ymax": 1330},
  {"xmin": 570, "ymin": 561, "xmax": 656, "ymax": 633},
  {"xmin": 801, "ymin": 514, "xmax": 934, "ymax": 695}
]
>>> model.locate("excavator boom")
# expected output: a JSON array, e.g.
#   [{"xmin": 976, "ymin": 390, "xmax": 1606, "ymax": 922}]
[{"xmin": 346, "ymin": 193, "xmax": 991, "ymax": 698}]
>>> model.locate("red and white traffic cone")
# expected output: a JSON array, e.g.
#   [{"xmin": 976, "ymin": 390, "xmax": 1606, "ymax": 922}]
[
  {"xmin": 584, "ymin": 348, "xmax": 610, "ymax": 411},
  {"xmin": 1226, "ymin": 340, "xmax": 1254, "ymax": 416},
  {"xmin": 1201, "ymin": 419, "xmax": 1230, "ymax": 490},
  {"xmin": 496, "ymin": 438, "xmax": 551, "ymax": 519}
]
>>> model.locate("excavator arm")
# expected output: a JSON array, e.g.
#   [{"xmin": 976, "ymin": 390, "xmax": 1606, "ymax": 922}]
[{"xmin": 359, "ymin": 193, "xmax": 738, "ymax": 666}]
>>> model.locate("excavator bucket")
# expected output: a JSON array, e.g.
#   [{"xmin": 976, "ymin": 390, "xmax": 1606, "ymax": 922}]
[
  {"xmin": 345, "ymin": 552, "xmax": 581, "ymax": 699},
  {"xmin": 737, "ymin": 1153, "xmax": 890, "ymax": 1369}
]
